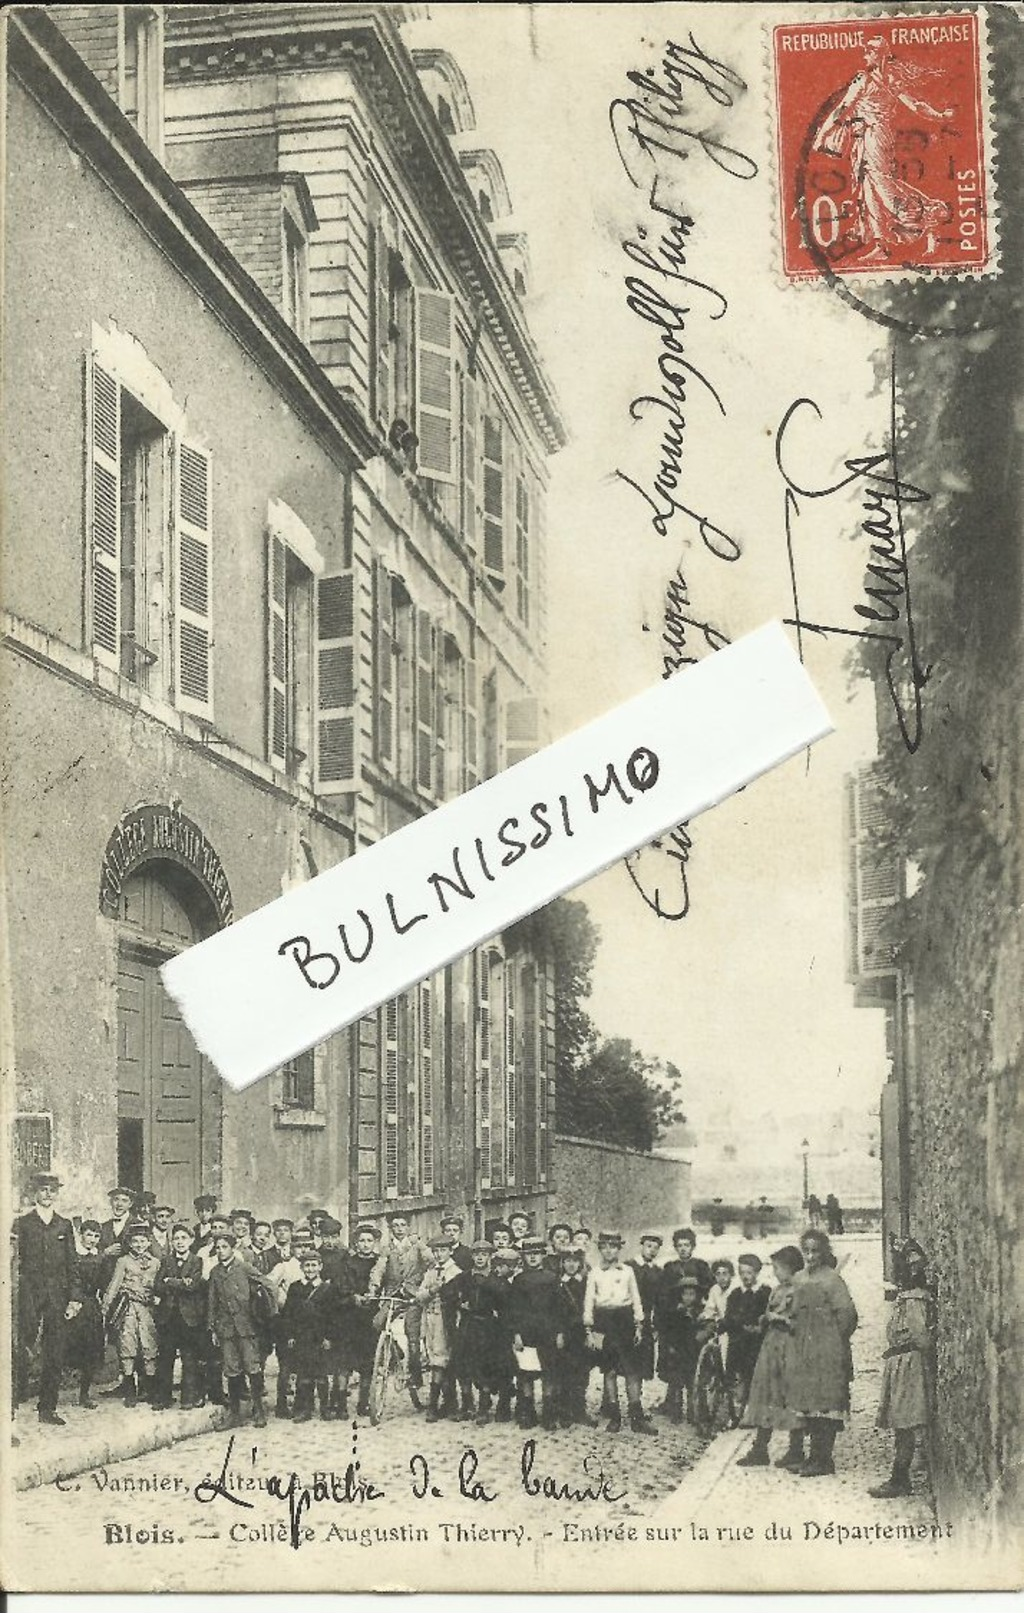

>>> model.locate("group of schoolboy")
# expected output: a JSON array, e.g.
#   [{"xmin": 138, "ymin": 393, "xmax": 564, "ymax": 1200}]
[{"xmin": 17, "ymin": 1171, "xmax": 770, "ymax": 1439}]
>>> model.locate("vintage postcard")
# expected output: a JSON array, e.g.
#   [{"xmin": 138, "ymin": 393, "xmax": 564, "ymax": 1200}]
[{"xmin": 1, "ymin": 0, "xmax": 1021, "ymax": 1595}]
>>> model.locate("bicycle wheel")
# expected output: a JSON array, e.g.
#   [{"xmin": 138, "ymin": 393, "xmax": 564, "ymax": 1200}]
[
  {"xmin": 369, "ymin": 1328, "xmax": 394, "ymax": 1426},
  {"xmin": 691, "ymin": 1340, "xmax": 725, "ymax": 1436}
]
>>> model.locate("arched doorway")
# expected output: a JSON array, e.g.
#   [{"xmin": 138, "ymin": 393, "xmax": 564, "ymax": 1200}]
[{"xmin": 116, "ymin": 863, "xmax": 220, "ymax": 1208}]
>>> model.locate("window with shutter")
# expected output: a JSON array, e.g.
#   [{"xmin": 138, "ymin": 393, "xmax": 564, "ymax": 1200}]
[
  {"xmin": 373, "ymin": 559, "xmax": 395, "ymax": 769},
  {"xmin": 267, "ymin": 531, "xmax": 288, "ymax": 768},
  {"xmin": 505, "ymin": 961, "xmax": 517, "ymax": 1187},
  {"xmin": 415, "ymin": 287, "xmax": 456, "ymax": 484},
  {"xmin": 419, "ymin": 979, "xmax": 435, "ymax": 1196},
  {"xmin": 395, "ymin": 587, "xmax": 416, "ymax": 789},
  {"xmin": 515, "ymin": 468, "xmax": 530, "ymax": 625},
  {"xmin": 441, "ymin": 635, "xmax": 461, "ymax": 799},
  {"xmin": 173, "ymin": 441, "xmax": 213, "ymax": 719},
  {"xmin": 521, "ymin": 961, "xmax": 539, "ymax": 1187},
  {"xmin": 482, "ymin": 670, "xmax": 500, "ymax": 780},
  {"xmin": 460, "ymin": 371, "xmax": 478, "ymax": 553},
  {"xmin": 463, "ymin": 657, "xmax": 479, "ymax": 791},
  {"xmin": 370, "ymin": 223, "xmax": 391, "ymax": 428},
  {"xmin": 477, "ymin": 953, "xmax": 492, "ymax": 1191},
  {"xmin": 416, "ymin": 608, "xmax": 435, "ymax": 796},
  {"xmin": 400, "ymin": 992, "xmax": 417, "ymax": 1196},
  {"xmin": 505, "ymin": 695, "xmax": 540, "ymax": 770},
  {"xmin": 382, "ymin": 997, "xmax": 400, "ymax": 1197},
  {"xmin": 89, "ymin": 356, "xmax": 121, "ymax": 668},
  {"xmin": 316, "ymin": 570, "xmax": 356, "ymax": 792},
  {"xmin": 482, "ymin": 410, "xmax": 505, "ymax": 580},
  {"xmin": 487, "ymin": 950, "xmax": 505, "ymax": 1186}
]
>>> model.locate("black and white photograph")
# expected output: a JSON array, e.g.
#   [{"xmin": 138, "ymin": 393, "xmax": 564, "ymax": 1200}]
[{"xmin": 1, "ymin": 0, "xmax": 1022, "ymax": 1594}]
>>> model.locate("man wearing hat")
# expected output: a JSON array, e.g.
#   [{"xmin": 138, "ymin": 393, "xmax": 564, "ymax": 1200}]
[
  {"xmin": 440, "ymin": 1213, "xmax": 472, "ymax": 1272},
  {"xmin": 333, "ymin": 1223, "xmax": 382, "ymax": 1417},
  {"xmin": 317, "ymin": 1216, "xmax": 348, "ymax": 1286},
  {"xmin": 100, "ymin": 1186, "xmax": 135, "ymax": 1254},
  {"xmin": 370, "ymin": 1212, "xmax": 430, "ymax": 1402},
  {"xmin": 15, "ymin": 1171, "xmax": 82, "ymax": 1425},
  {"xmin": 229, "ymin": 1209, "xmax": 256, "ymax": 1263},
  {"xmin": 507, "ymin": 1234, "xmax": 564, "ymax": 1430}
]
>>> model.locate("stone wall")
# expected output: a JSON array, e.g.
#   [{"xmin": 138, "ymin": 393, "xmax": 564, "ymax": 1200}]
[{"xmin": 550, "ymin": 1136, "xmax": 691, "ymax": 1247}]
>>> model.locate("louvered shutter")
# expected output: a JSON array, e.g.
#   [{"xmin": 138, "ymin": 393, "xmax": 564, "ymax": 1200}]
[
  {"xmin": 316, "ymin": 570, "xmax": 356, "ymax": 792},
  {"xmin": 371, "ymin": 223, "xmax": 391, "ymax": 427},
  {"xmin": 477, "ymin": 954, "xmax": 492, "ymax": 1191},
  {"xmin": 419, "ymin": 978, "xmax": 435, "ymax": 1196},
  {"xmin": 521, "ymin": 961, "xmax": 538, "ymax": 1186},
  {"xmin": 463, "ymin": 657, "xmax": 479, "ymax": 791},
  {"xmin": 461, "ymin": 371, "xmax": 478, "ymax": 553},
  {"xmin": 266, "ymin": 531, "xmax": 287, "ymax": 766},
  {"xmin": 89, "ymin": 357, "xmax": 120, "ymax": 667},
  {"xmin": 373, "ymin": 559, "xmax": 395, "ymax": 767},
  {"xmin": 416, "ymin": 608, "xmax": 434, "ymax": 794},
  {"xmin": 434, "ymin": 629, "xmax": 446, "ymax": 799},
  {"xmin": 382, "ymin": 998, "xmax": 400, "ymax": 1198},
  {"xmin": 415, "ymin": 287, "xmax": 455, "ymax": 483},
  {"xmin": 173, "ymin": 441, "xmax": 213, "ymax": 719},
  {"xmin": 505, "ymin": 696, "xmax": 540, "ymax": 770},
  {"xmin": 482, "ymin": 410, "xmax": 504, "ymax": 578},
  {"xmin": 400, "ymin": 992, "xmax": 416, "ymax": 1195},
  {"xmin": 848, "ymin": 768, "xmax": 902, "ymax": 981},
  {"xmin": 515, "ymin": 466, "xmax": 530, "ymax": 624},
  {"xmin": 505, "ymin": 962, "xmax": 517, "ymax": 1187}
]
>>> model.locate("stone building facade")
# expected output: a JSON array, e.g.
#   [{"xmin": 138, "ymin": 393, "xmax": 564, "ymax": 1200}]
[{"xmin": 4, "ymin": 5, "xmax": 565, "ymax": 1239}]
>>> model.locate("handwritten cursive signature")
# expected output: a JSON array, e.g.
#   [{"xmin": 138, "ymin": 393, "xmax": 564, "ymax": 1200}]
[
  {"xmin": 194, "ymin": 1434, "xmax": 384, "ymax": 1551},
  {"xmin": 776, "ymin": 352, "xmax": 928, "ymax": 753}
]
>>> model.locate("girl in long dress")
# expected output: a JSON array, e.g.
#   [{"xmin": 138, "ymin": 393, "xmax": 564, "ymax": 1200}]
[
  {"xmin": 737, "ymin": 1245, "xmax": 805, "ymax": 1467},
  {"xmin": 870, "ymin": 1239, "xmax": 934, "ymax": 1497},
  {"xmin": 786, "ymin": 1228, "xmax": 859, "ymax": 1477}
]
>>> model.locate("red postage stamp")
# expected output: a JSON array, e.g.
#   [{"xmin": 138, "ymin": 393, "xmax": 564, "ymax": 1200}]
[{"xmin": 773, "ymin": 13, "xmax": 990, "ymax": 279}]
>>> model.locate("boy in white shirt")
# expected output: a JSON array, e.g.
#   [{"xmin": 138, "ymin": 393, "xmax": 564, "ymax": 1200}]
[{"xmin": 583, "ymin": 1232, "xmax": 655, "ymax": 1435}]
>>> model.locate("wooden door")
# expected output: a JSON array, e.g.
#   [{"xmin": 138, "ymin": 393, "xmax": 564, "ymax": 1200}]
[{"xmin": 117, "ymin": 869, "xmax": 209, "ymax": 1210}]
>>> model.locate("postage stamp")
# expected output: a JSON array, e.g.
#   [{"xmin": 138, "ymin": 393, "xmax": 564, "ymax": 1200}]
[{"xmin": 772, "ymin": 12, "xmax": 991, "ymax": 279}]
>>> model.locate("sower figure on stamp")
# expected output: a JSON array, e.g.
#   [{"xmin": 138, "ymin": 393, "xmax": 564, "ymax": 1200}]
[
  {"xmin": 65, "ymin": 1219, "xmax": 105, "ymax": 1411},
  {"xmin": 508, "ymin": 1234, "xmax": 564, "ymax": 1431},
  {"xmin": 103, "ymin": 1220, "xmax": 161, "ymax": 1405},
  {"xmin": 15, "ymin": 1172, "xmax": 82, "ymax": 1426},
  {"xmin": 152, "ymin": 1222, "xmax": 206, "ymax": 1409},
  {"xmin": 206, "ymin": 1231, "xmax": 277, "ymax": 1428}
]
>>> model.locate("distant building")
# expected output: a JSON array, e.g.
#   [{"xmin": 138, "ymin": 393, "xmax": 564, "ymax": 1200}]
[{"xmin": 4, "ymin": 5, "xmax": 565, "ymax": 1237}]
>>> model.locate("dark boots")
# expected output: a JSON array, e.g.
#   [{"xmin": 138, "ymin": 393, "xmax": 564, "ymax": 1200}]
[
  {"xmin": 870, "ymin": 1430, "xmax": 914, "ymax": 1496},
  {"xmin": 78, "ymin": 1373, "xmax": 98, "ymax": 1410},
  {"xmin": 629, "ymin": 1402, "xmax": 657, "ymax": 1436},
  {"xmin": 121, "ymin": 1374, "xmax": 138, "ymax": 1407},
  {"xmin": 799, "ymin": 1419, "xmax": 838, "ymax": 1476},
  {"xmin": 226, "ymin": 1375, "xmax": 245, "ymax": 1427},
  {"xmin": 250, "ymin": 1372, "xmax": 267, "ymax": 1428},
  {"xmin": 737, "ymin": 1428, "xmax": 771, "ymax": 1467},
  {"xmin": 775, "ymin": 1429, "xmax": 806, "ymax": 1469}
]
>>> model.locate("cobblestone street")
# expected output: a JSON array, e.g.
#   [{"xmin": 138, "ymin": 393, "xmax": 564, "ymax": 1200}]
[{"xmin": 7, "ymin": 1238, "xmax": 964, "ymax": 1593}]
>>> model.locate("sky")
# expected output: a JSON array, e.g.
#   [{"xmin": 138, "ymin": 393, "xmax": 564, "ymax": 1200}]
[{"xmin": 406, "ymin": 4, "xmax": 891, "ymax": 1127}]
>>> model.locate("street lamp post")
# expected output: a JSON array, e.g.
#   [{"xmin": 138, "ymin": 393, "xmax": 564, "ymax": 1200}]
[{"xmin": 802, "ymin": 1137, "xmax": 810, "ymax": 1210}]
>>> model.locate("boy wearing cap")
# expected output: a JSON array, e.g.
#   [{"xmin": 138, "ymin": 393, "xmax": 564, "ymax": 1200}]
[
  {"xmin": 279, "ymin": 1248, "xmax": 336, "ymax": 1421},
  {"xmin": 508, "ymin": 1235, "xmax": 564, "ymax": 1431},
  {"xmin": 15, "ymin": 1171, "xmax": 82, "ymax": 1426},
  {"xmin": 370, "ymin": 1212, "xmax": 430, "ymax": 1400},
  {"xmin": 584, "ymin": 1233, "xmax": 653, "ymax": 1435},
  {"xmin": 67, "ymin": 1219, "xmax": 105, "ymax": 1409},
  {"xmin": 489, "ymin": 1249, "xmax": 520, "ymax": 1422},
  {"xmin": 153, "ymin": 1223, "xmax": 206, "ymax": 1409},
  {"xmin": 192, "ymin": 1194, "xmax": 218, "ymax": 1250},
  {"xmin": 148, "ymin": 1204, "xmax": 176, "ymax": 1260},
  {"xmin": 415, "ymin": 1236, "xmax": 462, "ymax": 1422},
  {"xmin": 555, "ymin": 1247, "xmax": 596, "ymax": 1427},
  {"xmin": 251, "ymin": 1221, "xmax": 276, "ymax": 1275},
  {"xmin": 655, "ymin": 1267, "xmax": 707, "ymax": 1423},
  {"xmin": 629, "ymin": 1234, "xmax": 666, "ymax": 1395},
  {"xmin": 103, "ymin": 1221, "xmax": 162, "ymax": 1405},
  {"xmin": 440, "ymin": 1214, "xmax": 472, "ymax": 1272},
  {"xmin": 229, "ymin": 1210, "xmax": 256, "ymax": 1264},
  {"xmin": 100, "ymin": 1186, "xmax": 135, "ymax": 1255},
  {"xmin": 207, "ymin": 1232, "xmax": 276, "ymax": 1427},
  {"xmin": 723, "ymin": 1253, "xmax": 769, "ymax": 1418},
  {"xmin": 545, "ymin": 1224, "xmax": 574, "ymax": 1274},
  {"xmin": 449, "ymin": 1242, "xmax": 506, "ymax": 1424},
  {"xmin": 334, "ymin": 1223, "xmax": 382, "ymax": 1417},
  {"xmin": 271, "ymin": 1228, "xmax": 312, "ymax": 1417},
  {"xmin": 508, "ymin": 1212, "xmax": 531, "ymax": 1249}
]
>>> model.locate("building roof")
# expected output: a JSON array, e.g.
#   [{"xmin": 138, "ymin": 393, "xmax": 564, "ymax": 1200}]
[
  {"xmin": 7, "ymin": 7, "xmax": 380, "ymax": 471},
  {"xmin": 162, "ymin": 3, "xmax": 567, "ymax": 454}
]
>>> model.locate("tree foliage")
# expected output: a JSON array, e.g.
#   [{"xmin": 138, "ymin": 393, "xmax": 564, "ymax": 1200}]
[{"xmin": 512, "ymin": 897, "xmax": 687, "ymax": 1152}]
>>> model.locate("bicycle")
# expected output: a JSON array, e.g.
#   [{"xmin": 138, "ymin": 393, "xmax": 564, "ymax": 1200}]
[
  {"xmin": 368, "ymin": 1292, "xmax": 415, "ymax": 1426},
  {"xmin": 691, "ymin": 1332, "xmax": 737, "ymax": 1437}
]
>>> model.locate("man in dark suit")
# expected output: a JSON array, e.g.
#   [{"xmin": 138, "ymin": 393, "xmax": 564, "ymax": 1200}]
[
  {"xmin": 99, "ymin": 1186, "xmax": 135, "ymax": 1253},
  {"xmin": 152, "ymin": 1223, "xmax": 207, "ymax": 1408},
  {"xmin": 15, "ymin": 1172, "xmax": 81, "ymax": 1425}
]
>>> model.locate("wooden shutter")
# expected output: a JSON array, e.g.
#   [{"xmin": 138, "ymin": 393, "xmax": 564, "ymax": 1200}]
[
  {"xmin": 316, "ymin": 570, "xmax": 356, "ymax": 792},
  {"xmin": 515, "ymin": 466, "xmax": 530, "ymax": 624},
  {"xmin": 847, "ymin": 768, "xmax": 902, "ymax": 986},
  {"xmin": 400, "ymin": 992, "xmax": 416, "ymax": 1196},
  {"xmin": 460, "ymin": 370, "xmax": 478, "ymax": 552},
  {"xmin": 482, "ymin": 410, "xmax": 504, "ymax": 578},
  {"xmin": 266, "ymin": 531, "xmax": 287, "ymax": 766},
  {"xmin": 463, "ymin": 656, "xmax": 479, "ymax": 790},
  {"xmin": 89, "ymin": 356, "xmax": 120, "ymax": 666},
  {"xmin": 373, "ymin": 558, "xmax": 395, "ymax": 767},
  {"xmin": 419, "ymin": 978, "xmax": 435, "ymax": 1196},
  {"xmin": 416, "ymin": 608, "xmax": 434, "ymax": 795},
  {"xmin": 505, "ymin": 960, "xmax": 517, "ymax": 1187},
  {"xmin": 415, "ymin": 287, "xmax": 455, "ymax": 483},
  {"xmin": 521, "ymin": 960, "xmax": 538, "ymax": 1186},
  {"xmin": 371, "ymin": 223, "xmax": 391, "ymax": 427},
  {"xmin": 505, "ymin": 695, "xmax": 540, "ymax": 770},
  {"xmin": 174, "ymin": 441, "xmax": 213, "ymax": 718},
  {"xmin": 382, "ymin": 998, "xmax": 400, "ymax": 1197},
  {"xmin": 477, "ymin": 953, "xmax": 491, "ymax": 1191}
]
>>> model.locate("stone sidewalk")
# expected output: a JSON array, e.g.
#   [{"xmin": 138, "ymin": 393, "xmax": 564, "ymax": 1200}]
[{"xmin": 11, "ymin": 1392, "xmax": 231, "ymax": 1491}]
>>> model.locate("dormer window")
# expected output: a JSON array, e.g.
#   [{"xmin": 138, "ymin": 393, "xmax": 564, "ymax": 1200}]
[{"xmin": 123, "ymin": 5, "xmax": 164, "ymax": 159}]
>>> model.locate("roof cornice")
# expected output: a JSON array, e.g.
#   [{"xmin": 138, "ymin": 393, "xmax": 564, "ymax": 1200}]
[
  {"xmin": 164, "ymin": 4, "xmax": 567, "ymax": 453},
  {"xmin": 8, "ymin": 7, "xmax": 381, "ymax": 470}
]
